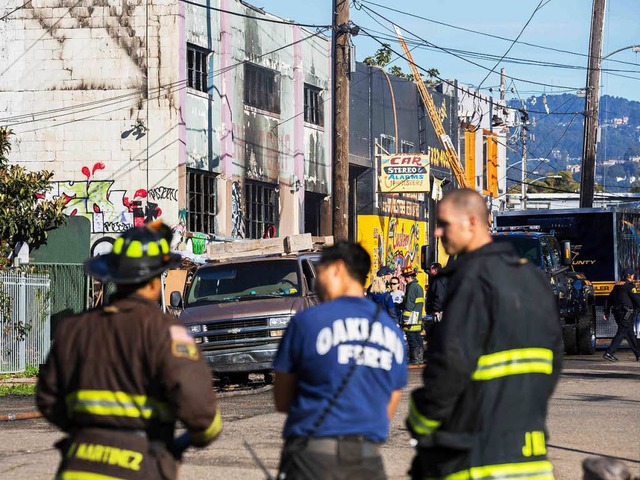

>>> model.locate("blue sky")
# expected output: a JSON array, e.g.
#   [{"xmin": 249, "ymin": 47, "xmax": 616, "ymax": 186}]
[{"xmin": 254, "ymin": 0, "xmax": 640, "ymax": 102}]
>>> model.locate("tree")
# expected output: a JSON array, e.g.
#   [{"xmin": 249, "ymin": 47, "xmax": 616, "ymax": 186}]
[
  {"xmin": 0, "ymin": 127, "xmax": 66, "ymax": 268},
  {"xmin": 364, "ymin": 45, "xmax": 440, "ymax": 84}
]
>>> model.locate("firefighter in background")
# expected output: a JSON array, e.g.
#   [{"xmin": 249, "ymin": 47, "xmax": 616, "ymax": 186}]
[
  {"xmin": 401, "ymin": 266, "xmax": 425, "ymax": 365},
  {"xmin": 37, "ymin": 222, "xmax": 221, "ymax": 480},
  {"xmin": 407, "ymin": 189, "xmax": 562, "ymax": 480}
]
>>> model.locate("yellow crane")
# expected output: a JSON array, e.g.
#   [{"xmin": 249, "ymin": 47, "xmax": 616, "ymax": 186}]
[{"xmin": 393, "ymin": 25, "xmax": 470, "ymax": 189}]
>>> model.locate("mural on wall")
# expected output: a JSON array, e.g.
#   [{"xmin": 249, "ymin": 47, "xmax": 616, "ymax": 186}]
[
  {"xmin": 357, "ymin": 215, "xmax": 427, "ymax": 289},
  {"xmin": 40, "ymin": 163, "xmax": 169, "ymax": 234},
  {"xmin": 231, "ymin": 181, "xmax": 246, "ymax": 239}
]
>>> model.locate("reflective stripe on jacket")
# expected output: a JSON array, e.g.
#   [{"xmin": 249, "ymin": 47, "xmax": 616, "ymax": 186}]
[{"xmin": 407, "ymin": 242, "xmax": 563, "ymax": 480}]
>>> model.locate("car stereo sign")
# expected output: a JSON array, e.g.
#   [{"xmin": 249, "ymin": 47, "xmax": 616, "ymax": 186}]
[{"xmin": 379, "ymin": 155, "xmax": 430, "ymax": 193}]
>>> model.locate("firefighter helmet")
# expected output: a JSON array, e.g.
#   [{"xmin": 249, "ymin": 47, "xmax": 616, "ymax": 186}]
[
  {"xmin": 401, "ymin": 266, "xmax": 419, "ymax": 277},
  {"xmin": 84, "ymin": 223, "xmax": 181, "ymax": 284}
]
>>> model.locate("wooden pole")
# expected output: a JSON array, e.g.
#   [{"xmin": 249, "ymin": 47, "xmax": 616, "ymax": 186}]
[
  {"xmin": 580, "ymin": 0, "xmax": 606, "ymax": 208},
  {"xmin": 332, "ymin": 0, "xmax": 350, "ymax": 241}
]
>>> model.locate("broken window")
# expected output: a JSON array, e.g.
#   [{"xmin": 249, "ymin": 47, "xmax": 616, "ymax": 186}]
[
  {"xmin": 304, "ymin": 84, "xmax": 323, "ymax": 126},
  {"xmin": 244, "ymin": 63, "xmax": 280, "ymax": 114},
  {"xmin": 380, "ymin": 134, "xmax": 395, "ymax": 154},
  {"xmin": 401, "ymin": 140, "xmax": 414, "ymax": 153},
  {"xmin": 187, "ymin": 169, "xmax": 216, "ymax": 234},
  {"xmin": 245, "ymin": 180, "xmax": 279, "ymax": 239},
  {"xmin": 187, "ymin": 44, "xmax": 209, "ymax": 93}
]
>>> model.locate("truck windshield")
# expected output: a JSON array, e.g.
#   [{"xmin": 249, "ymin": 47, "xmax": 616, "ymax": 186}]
[
  {"xmin": 186, "ymin": 260, "xmax": 301, "ymax": 305},
  {"xmin": 492, "ymin": 236, "xmax": 542, "ymax": 267}
]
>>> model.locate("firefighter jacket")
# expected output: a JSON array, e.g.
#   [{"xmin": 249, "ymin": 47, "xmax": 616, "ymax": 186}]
[
  {"xmin": 605, "ymin": 280, "xmax": 640, "ymax": 320},
  {"xmin": 426, "ymin": 275, "xmax": 447, "ymax": 315},
  {"xmin": 407, "ymin": 242, "xmax": 563, "ymax": 480},
  {"xmin": 37, "ymin": 293, "xmax": 221, "ymax": 480},
  {"xmin": 403, "ymin": 279, "xmax": 425, "ymax": 332}
]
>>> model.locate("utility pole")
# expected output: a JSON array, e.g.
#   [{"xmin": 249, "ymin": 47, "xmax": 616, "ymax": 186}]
[
  {"xmin": 579, "ymin": 0, "xmax": 606, "ymax": 208},
  {"xmin": 500, "ymin": 67, "xmax": 506, "ymax": 102},
  {"xmin": 332, "ymin": 0, "xmax": 350, "ymax": 241},
  {"xmin": 520, "ymin": 109, "xmax": 529, "ymax": 210}
]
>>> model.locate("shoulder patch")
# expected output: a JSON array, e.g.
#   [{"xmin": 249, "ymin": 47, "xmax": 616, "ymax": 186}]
[{"xmin": 170, "ymin": 325, "xmax": 200, "ymax": 361}]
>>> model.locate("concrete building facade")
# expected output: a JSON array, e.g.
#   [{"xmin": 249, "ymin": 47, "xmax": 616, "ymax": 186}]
[{"xmin": 1, "ymin": 0, "xmax": 331, "ymax": 253}]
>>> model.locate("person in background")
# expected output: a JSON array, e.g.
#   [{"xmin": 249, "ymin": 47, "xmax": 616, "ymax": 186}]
[
  {"xmin": 389, "ymin": 276, "xmax": 404, "ymax": 326},
  {"xmin": 366, "ymin": 265, "xmax": 393, "ymax": 295},
  {"xmin": 368, "ymin": 276, "xmax": 398, "ymax": 322},
  {"xmin": 401, "ymin": 266, "xmax": 425, "ymax": 365},
  {"xmin": 273, "ymin": 241, "xmax": 407, "ymax": 480},
  {"xmin": 424, "ymin": 262, "xmax": 447, "ymax": 357},
  {"xmin": 603, "ymin": 267, "xmax": 640, "ymax": 362}
]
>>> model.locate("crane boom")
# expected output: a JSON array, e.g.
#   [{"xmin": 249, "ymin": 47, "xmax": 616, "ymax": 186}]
[{"xmin": 393, "ymin": 25, "xmax": 470, "ymax": 188}]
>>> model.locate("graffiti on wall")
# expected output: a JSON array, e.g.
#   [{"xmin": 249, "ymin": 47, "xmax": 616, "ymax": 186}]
[
  {"xmin": 41, "ymin": 163, "xmax": 167, "ymax": 234},
  {"xmin": 357, "ymin": 215, "xmax": 427, "ymax": 288},
  {"xmin": 231, "ymin": 181, "xmax": 245, "ymax": 239}
]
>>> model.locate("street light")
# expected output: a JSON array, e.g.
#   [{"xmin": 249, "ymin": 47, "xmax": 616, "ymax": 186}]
[{"xmin": 602, "ymin": 45, "xmax": 640, "ymax": 60}]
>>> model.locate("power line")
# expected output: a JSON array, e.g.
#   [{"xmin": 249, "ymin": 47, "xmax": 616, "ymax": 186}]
[
  {"xmin": 356, "ymin": 0, "xmax": 640, "ymax": 69},
  {"xmin": 178, "ymin": 0, "xmax": 332, "ymax": 29},
  {"xmin": 4, "ymin": 28, "xmax": 329, "ymax": 128},
  {"xmin": 0, "ymin": 1, "xmax": 32, "ymax": 22},
  {"xmin": 476, "ymin": 0, "xmax": 546, "ymax": 90},
  {"xmin": 357, "ymin": 27, "xmax": 585, "ymax": 116},
  {"xmin": 356, "ymin": 7, "xmax": 584, "ymax": 92}
]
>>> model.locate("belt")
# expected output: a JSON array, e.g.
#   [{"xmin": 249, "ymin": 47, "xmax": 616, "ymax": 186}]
[{"xmin": 290, "ymin": 436, "xmax": 381, "ymax": 458}]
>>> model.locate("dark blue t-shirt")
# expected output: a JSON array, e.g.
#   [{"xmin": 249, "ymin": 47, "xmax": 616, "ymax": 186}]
[{"xmin": 273, "ymin": 296, "xmax": 408, "ymax": 443}]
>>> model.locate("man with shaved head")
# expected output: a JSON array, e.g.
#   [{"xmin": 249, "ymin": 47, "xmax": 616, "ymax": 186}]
[{"xmin": 406, "ymin": 188, "xmax": 563, "ymax": 480}]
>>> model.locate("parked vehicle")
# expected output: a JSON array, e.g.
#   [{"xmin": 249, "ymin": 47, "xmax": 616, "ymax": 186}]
[
  {"xmin": 170, "ymin": 247, "xmax": 321, "ymax": 383},
  {"xmin": 492, "ymin": 226, "xmax": 596, "ymax": 355},
  {"xmin": 496, "ymin": 208, "xmax": 640, "ymax": 341}
]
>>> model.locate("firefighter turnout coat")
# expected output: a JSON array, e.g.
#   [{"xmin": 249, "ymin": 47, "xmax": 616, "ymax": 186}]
[
  {"xmin": 37, "ymin": 293, "xmax": 221, "ymax": 480},
  {"xmin": 407, "ymin": 242, "xmax": 563, "ymax": 480},
  {"xmin": 403, "ymin": 278, "xmax": 425, "ymax": 332}
]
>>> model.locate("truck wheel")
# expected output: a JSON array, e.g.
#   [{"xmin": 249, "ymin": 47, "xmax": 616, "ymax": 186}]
[
  {"xmin": 562, "ymin": 325, "xmax": 578, "ymax": 355},
  {"xmin": 577, "ymin": 310, "xmax": 596, "ymax": 355}
]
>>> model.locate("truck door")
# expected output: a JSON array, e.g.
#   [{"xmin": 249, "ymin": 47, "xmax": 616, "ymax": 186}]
[{"xmin": 541, "ymin": 235, "xmax": 569, "ymax": 314}]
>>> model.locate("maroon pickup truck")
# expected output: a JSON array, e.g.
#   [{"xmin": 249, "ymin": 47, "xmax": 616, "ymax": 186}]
[{"xmin": 170, "ymin": 252, "xmax": 320, "ymax": 383}]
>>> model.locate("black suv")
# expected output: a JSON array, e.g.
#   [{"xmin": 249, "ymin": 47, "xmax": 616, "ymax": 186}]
[{"xmin": 492, "ymin": 227, "xmax": 596, "ymax": 355}]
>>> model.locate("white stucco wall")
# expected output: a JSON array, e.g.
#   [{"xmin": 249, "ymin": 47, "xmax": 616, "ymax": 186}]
[{"xmin": 0, "ymin": 0, "xmax": 182, "ymax": 248}]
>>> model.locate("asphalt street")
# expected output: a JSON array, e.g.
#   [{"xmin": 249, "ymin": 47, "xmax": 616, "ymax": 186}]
[{"xmin": 1, "ymin": 354, "xmax": 638, "ymax": 479}]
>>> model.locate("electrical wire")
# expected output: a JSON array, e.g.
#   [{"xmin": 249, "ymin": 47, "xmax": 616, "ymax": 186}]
[
  {"xmin": 4, "ymin": 27, "xmax": 330, "ymax": 128},
  {"xmin": 178, "ymin": 0, "xmax": 332, "ymax": 29},
  {"xmin": 357, "ymin": 26, "xmax": 585, "ymax": 116},
  {"xmin": 0, "ymin": 0, "xmax": 32, "ymax": 22},
  {"xmin": 356, "ymin": 0, "xmax": 640, "ymax": 69},
  {"xmin": 476, "ymin": 0, "xmax": 546, "ymax": 91}
]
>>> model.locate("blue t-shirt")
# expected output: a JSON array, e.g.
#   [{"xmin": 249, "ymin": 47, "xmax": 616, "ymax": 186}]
[{"xmin": 273, "ymin": 295, "xmax": 408, "ymax": 443}]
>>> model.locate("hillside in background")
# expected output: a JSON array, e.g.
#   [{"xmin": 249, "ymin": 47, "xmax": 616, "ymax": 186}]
[{"xmin": 506, "ymin": 94, "xmax": 640, "ymax": 192}]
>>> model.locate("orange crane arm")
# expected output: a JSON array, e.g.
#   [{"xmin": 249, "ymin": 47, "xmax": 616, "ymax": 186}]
[{"xmin": 393, "ymin": 25, "xmax": 470, "ymax": 189}]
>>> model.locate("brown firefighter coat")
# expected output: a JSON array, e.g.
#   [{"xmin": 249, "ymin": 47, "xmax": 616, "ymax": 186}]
[{"xmin": 37, "ymin": 293, "xmax": 221, "ymax": 479}]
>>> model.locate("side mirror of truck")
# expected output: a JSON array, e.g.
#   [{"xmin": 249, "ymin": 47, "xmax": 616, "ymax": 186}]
[
  {"xmin": 170, "ymin": 291, "xmax": 183, "ymax": 308},
  {"xmin": 560, "ymin": 240, "xmax": 572, "ymax": 266},
  {"xmin": 420, "ymin": 245, "xmax": 431, "ymax": 272}
]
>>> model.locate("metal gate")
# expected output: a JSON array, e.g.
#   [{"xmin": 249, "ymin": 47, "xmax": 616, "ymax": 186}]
[{"xmin": 0, "ymin": 272, "xmax": 51, "ymax": 374}]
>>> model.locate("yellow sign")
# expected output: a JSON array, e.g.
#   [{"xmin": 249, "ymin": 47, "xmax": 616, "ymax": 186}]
[
  {"xmin": 379, "ymin": 155, "xmax": 430, "ymax": 193},
  {"xmin": 357, "ymin": 215, "xmax": 427, "ymax": 295}
]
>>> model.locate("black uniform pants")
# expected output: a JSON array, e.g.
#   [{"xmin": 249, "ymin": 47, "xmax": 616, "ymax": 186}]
[
  {"xmin": 607, "ymin": 309, "xmax": 640, "ymax": 357},
  {"xmin": 278, "ymin": 436, "xmax": 386, "ymax": 480}
]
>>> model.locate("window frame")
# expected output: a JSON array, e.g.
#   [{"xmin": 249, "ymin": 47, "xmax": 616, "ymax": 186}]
[
  {"xmin": 304, "ymin": 84, "xmax": 323, "ymax": 126},
  {"xmin": 244, "ymin": 180, "xmax": 279, "ymax": 239},
  {"xmin": 187, "ymin": 44, "xmax": 210, "ymax": 94},
  {"xmin": 186, "ymin": 168, "xmax": 217, "ymax": 234},
  {"xmin": 244, "ymin": 63, "xmax": 281, "ymax": 114}
]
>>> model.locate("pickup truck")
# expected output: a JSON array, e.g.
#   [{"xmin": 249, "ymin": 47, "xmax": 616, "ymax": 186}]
[
  {"xmin": 170, "ymin": 252, "xmax": 320, "ymax": 384},
  {"xmin": 492, "ymin": 227, "xmax": 596, "ymax": 355}
]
